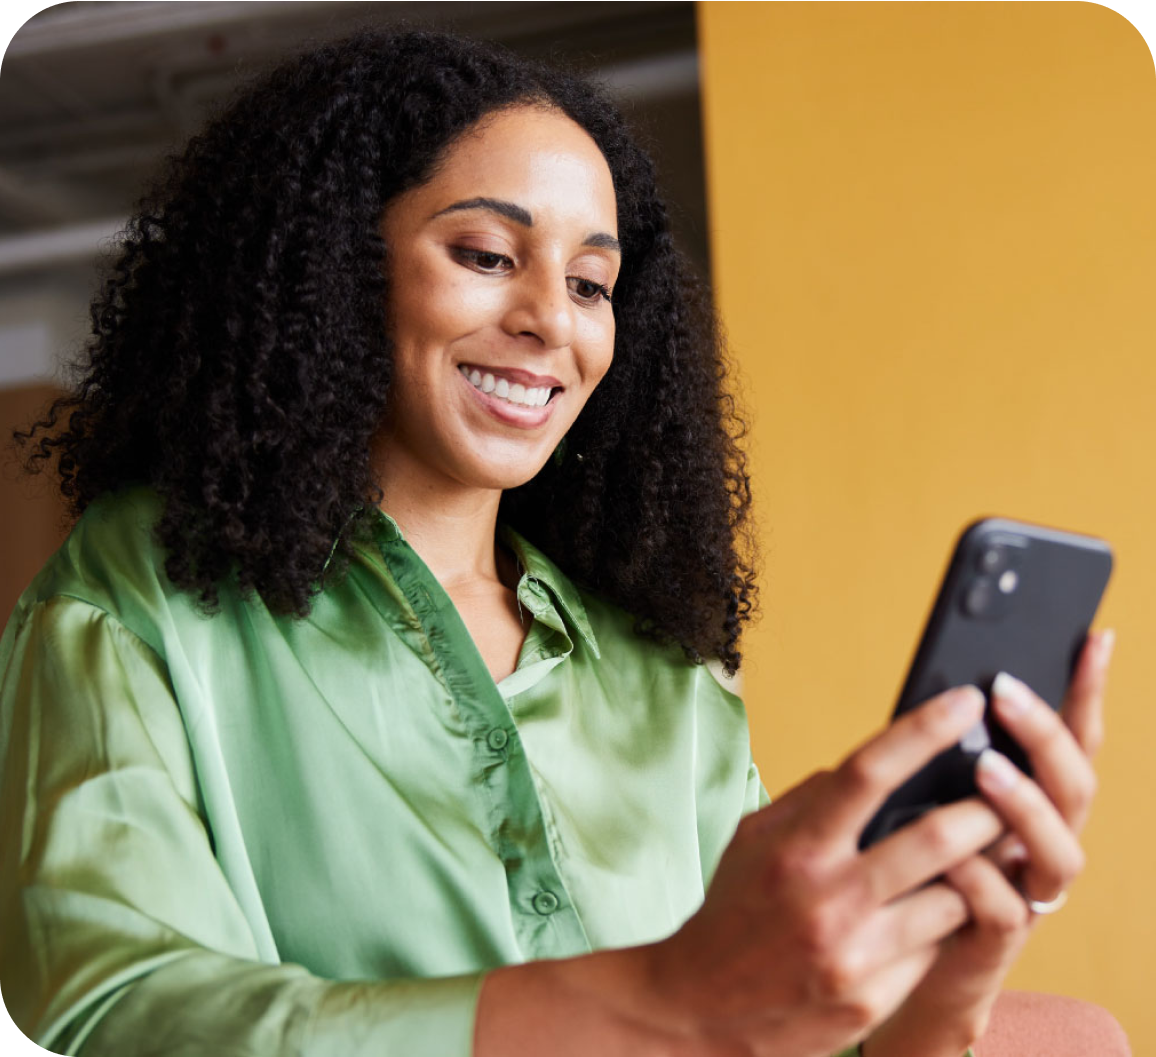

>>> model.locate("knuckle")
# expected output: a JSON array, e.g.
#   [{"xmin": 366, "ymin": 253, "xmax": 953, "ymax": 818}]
[
  {"xmin": 795, "ymin": 897, "xmax": 855, "ymax": 968},
  {"xmin": 918, "ymin": 813, "xmax": 958, "ymax": 860},
  {"xmin": 909, "ymin": 701, "xmax": 944, "ymax": 738},
  {"xmin": 1077, "ymin": 767, "xmax": 1099, "ymax": 805},
  {"xmin": 813, "ymin": 948, "xmax": 863, "ymax": 1001},
  {"xmin": 938, "ymin": 887, "xmax": 971, "ymax": 932},
  {"xmin": 840, "ymin": 750, "xmax": 885, "ymax": 795},
  {"xmin": 837, "ymin": 992, "xmax": 882, "ymax": 1033},
  {"xmin": 770, "ymin": 841, "xmax": 829, "ymax": 887},
  {"xmin": 797, "ymin": 903, "xmax": 839, "ymax": 956}
]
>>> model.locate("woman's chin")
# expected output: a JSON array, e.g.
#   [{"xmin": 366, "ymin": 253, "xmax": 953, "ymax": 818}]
[
  {"xmin": 466, "ymin": 459, "xmax": 552, "ymax": 493},
  {"xmin": 455, "ymin": 440, "xmax": 558, "ymax": 492}
]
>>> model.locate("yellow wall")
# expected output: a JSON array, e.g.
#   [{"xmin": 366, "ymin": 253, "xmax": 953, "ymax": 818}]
[{"xmin": 698, "ymin": 1, "xmax": 1156, "ymax": 1049}]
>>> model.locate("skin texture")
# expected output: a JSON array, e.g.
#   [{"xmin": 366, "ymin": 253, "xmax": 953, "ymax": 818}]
[{"xmin": 370, "ymin": 105, "xmax": 619, "ymax": 682}]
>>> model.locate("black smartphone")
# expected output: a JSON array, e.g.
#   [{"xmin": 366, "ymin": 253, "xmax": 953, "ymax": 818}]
[{"xmin": 858, "ymin": 517, "xmax": 1113, "ymax": 850}]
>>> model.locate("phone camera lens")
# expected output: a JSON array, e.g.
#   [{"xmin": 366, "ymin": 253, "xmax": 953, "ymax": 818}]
[
  {"xmin": 978, "ymin": 546, "xmax": 1006, "ymax": 573},
  {"xmin": 963, "ymin": 578, "xmax": 994, "ymax": 616}
]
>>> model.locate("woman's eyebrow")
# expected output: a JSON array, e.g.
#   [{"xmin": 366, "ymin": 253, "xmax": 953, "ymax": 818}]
[
  {"xmin": 432, "ymin": 197, "xmax": 621, "ymax": 254},
  {"xmin": 583, "ymin": 232, "xmax": 621, "ymax": 254},
  {"xmin": 432, "ymin": 197, "xmax": 532, "ymax": 226}
]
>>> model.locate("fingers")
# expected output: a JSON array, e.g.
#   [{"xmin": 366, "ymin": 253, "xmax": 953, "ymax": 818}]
[
  {"xmin": 1059, "ymin": 629, "xmax": 1115, "ymax": 758},
  {"xmin": 795, "ymin": 898, "xmax": 949, "ymax": 1033},
  {"xmin": 866, "ymin": 882, "xmax": 970, "ymax": 963},
  {"xmin": 860, "ymin": 797, "xmax": 1005, "ymax": 903},
  {"xmin": 812, "ymin": 686, "xmax": 986, "ymax": 845},
  {"xmin": 989, "ymin": 672, "xmax": 1097, "ymax": 831},
  {"xmin": 831, "ymin": 943, "xmax": 943, "ymax": 1033},
  {"xmin": 974, "ymin": 748, "xmax": 1085, "ymax": 903},
  {"xmin": 984, "ymin": 833, "xmax": 1029, "ymax": 875},
  {"xmin": 944, "ymin": 855, "xmax": 1032, "ymax": 949}
]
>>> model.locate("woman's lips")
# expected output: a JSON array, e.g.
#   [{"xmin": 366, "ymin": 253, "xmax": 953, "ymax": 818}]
[
  {"xmin": 458, "ymin": 363, "xmax": 562, "ymax": 388},
  {"xmin": 458, "ymin": 366, "xmax": 558, "ymax": 428}
]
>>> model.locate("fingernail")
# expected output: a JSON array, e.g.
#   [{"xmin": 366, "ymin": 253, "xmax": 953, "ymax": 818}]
[
  {"xmin": 992, "ymin": 671, "xmax": 1031, "ymax": 717},
  {"xmin": 1098, "ymin": 629, "xmax": 1116, "ymax": 666},
  {"xmin": 947, "ymin": 685, "xmax": 985, "ymax": 720},
  {"xmin": 1004, "ymin": 837, "xmax": 1029, "ymax": 865},
  {"xmin": 976, "ymin": 748, "xmax": 1020, "ymax": 792}
]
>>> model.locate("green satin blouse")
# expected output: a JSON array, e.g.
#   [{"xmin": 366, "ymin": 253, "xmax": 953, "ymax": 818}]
[{"xmin": 0, "ymin": 487, "xmax": 871, "ymax": 1057}]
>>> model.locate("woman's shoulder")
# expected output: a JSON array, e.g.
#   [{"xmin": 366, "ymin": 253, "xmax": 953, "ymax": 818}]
[
  {"xmin": 8, "ymin": 486, "xmax": 187, "ymax": 646},
  {"xmin": 580, "ymin": 586, "xmax": 745, "ymax": 702}
]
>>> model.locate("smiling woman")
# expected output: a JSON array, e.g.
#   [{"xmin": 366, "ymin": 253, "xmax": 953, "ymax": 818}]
[
  {"xmin": 375, "ymin": 109, "xmax": 618, "ymax": 508},
  {"xmin": 0, "ymin": 28, "xmax": 1124, "ymax": 1057},
  {"xmin": 372, "ymin": 106, "xmax": 622, "ymax": 681}
]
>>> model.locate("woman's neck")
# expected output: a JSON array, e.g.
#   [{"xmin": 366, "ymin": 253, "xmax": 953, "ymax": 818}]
[{"xmin": 374, "ymin": 463, "xmax": 510, "ymax": 591}]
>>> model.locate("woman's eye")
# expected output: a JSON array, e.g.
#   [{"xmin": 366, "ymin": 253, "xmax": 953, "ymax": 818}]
[
  {"xmin": 455, "ymin": 248, "xmax": 513, "ymax": 272},
  {"xmin": 568, "ymin": 276, "xmax": 613, "ymax": 305}
]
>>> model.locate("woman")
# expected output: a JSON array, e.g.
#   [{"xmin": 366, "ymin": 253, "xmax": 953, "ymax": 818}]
[{"xmin": 0, "ymin": 30, "xmax": 1123, "ymax": 1057}]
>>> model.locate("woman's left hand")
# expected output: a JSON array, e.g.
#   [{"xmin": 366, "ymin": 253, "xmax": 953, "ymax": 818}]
[{"xmin": 862, "ymin": 629, "xmax": 1115, "ymax": 1057}]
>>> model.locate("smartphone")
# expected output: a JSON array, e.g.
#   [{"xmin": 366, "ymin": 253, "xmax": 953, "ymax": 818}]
[{"xmin": 858, "ymin": 517, "xmax": 1113, "ymax": 850}]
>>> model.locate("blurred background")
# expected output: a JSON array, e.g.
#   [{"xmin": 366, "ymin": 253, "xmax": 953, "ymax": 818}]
[{"xmin": 2, "ymin": 3, "xmax": 1155, "ymax": 1053}]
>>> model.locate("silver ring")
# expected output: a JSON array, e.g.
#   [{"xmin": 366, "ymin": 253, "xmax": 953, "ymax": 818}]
[{"xmin": 1025, "ymin": 890, "xmax": 1068, "ymax": 915}]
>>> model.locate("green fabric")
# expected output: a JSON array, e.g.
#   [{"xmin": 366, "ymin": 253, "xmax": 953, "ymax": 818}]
[{"xmin": 0, "ymin": 486, "xmax": 768, "ymax": 1055}]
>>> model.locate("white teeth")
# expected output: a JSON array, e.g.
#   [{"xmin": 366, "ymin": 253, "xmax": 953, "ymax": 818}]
[{"xmin": 460, "ymin": 365, "xmax": 554, "ymax": 407}]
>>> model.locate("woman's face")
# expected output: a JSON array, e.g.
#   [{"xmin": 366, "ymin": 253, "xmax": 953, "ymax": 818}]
[{"xmin": 375, "ymin": 105, "xmax": 619, "ymax": 495}]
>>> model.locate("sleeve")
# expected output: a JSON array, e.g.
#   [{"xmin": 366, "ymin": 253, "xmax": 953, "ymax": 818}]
[
  {"xmin": 0, "ymin": 598, "xmax": 483, "ymax": 1056},
  {"xmin": 742, "ymin": 756, "xmax": 773, "ymax": 815}
]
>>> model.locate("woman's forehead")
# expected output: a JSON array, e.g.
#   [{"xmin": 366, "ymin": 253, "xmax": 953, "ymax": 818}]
[{"xmin": 402, "ymin": 106, "xmax": 618, "ymax": 234}]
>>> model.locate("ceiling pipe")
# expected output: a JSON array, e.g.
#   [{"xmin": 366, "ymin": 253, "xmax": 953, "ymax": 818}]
[{"xmin": 0, "ymin": 218, "xmax": 125, "ymax": 277}]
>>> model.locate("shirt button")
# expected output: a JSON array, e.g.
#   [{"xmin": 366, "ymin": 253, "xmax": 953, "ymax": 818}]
[
  {"xmin": 487, "ymin": 728, "xmax": 509, "ymax": 751},
  {"xmin": 532, "ymin": 890, "xmax": 560, "ymax": 916}
]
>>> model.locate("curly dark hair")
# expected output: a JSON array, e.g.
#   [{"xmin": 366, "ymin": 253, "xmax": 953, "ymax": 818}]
[{"xmin": 17, "ymin": 29, "xmax": 757, "ymax": 674}]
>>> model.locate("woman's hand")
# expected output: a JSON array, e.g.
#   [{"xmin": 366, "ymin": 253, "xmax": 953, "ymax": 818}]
[
  {"xmin": 629, "ymin": 685, "xmax": 1011, "ymax": 1057},
  {"xmin": 862, "ymin": 629, "xmax": 1115, "ymax": 1057},
  {"xmin": 477, "ymin": 637, "xmax": 1112, "ymax": 1057}
]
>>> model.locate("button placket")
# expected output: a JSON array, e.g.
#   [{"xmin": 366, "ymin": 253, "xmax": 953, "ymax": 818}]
[{"xmin": 379, "ymin": 533, "xmax": 590, "ymax": 958}]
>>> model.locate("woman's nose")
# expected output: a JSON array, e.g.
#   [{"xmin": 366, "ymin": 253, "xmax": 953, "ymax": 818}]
[{"xmin": 500, "ymin": 265, "xmax": 576, "ymax": 350}]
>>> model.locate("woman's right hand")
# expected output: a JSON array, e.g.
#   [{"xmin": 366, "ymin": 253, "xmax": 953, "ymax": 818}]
[{"xmin": 635, "ymin": 684, "xmax": 1002, "ymax": 1057}]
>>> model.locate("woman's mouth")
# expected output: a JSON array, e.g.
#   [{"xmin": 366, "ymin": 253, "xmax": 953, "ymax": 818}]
[{"xmin": 457, "ymin": 364, "xmax": 560, "ymax": 408}]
